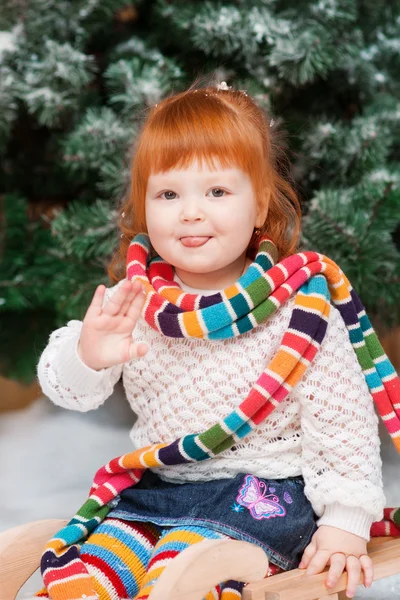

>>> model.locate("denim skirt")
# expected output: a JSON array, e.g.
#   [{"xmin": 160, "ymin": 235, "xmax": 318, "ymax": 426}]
[{"xmin": 107, "ymin": 470, "xmax": 318, "ymax": 571}]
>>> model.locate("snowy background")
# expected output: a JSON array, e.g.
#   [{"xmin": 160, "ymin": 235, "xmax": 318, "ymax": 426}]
[{"xmin": 0, "ymin": 382, "xmax": 399, "ymax": 599}]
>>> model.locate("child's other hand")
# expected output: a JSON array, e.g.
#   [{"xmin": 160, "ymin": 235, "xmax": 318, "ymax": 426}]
[
  {"xmin": 298, "ymin": 525, "xmax": 373, "ymax": 598},
  {"xmin": 78, "ymin": 280, "xmax": 149, "ymax": 370}
]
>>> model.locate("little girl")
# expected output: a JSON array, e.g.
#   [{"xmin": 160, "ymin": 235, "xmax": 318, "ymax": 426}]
[{"xmin": 36, "ymin": 80, "xmax": 397, "ymax": 600}]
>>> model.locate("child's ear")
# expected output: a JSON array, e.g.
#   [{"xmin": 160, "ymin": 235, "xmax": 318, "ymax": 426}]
[{"xmin": 255, "ymin": 203, "xmax": 268, "ymax": 228}]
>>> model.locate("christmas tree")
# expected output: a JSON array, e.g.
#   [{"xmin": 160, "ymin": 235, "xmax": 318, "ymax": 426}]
[{"xmin": 0, "ymin": 0, "xmax": 399, "ymax": 383}]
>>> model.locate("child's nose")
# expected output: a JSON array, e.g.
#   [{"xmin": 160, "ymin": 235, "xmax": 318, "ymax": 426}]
[{"xmin": 181, "ymin": 197, "xmax": 205, "ymax": 221}]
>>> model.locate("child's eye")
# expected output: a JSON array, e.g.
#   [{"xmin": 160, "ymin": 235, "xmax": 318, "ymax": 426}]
[
  {"xmin": 208, "ymin": 188, "xmax": 226, "ymax": 197},
  {"xmin": 161, "ymin": 191, "xmax": 177, "ymax": 200}
]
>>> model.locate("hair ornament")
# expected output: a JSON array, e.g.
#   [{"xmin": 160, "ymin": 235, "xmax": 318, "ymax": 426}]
[{"xmin": 216, "ymin": 81, "xmax": 232, "ymax": 91}]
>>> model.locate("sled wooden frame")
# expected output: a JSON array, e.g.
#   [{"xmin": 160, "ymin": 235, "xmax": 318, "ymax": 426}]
[{"xmin": 1, "ymin": 519, "xmax": 399, "ymax": 600}]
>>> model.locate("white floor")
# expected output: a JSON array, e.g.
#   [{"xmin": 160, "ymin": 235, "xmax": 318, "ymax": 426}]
[{"xmin": 1, "ymin": 382, "xmax": 399, "ymax": 599}]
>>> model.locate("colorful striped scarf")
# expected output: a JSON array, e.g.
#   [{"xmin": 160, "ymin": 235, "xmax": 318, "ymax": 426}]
[{"xmin": 38, "ymin": 233, "xmax": 400, "ymax": 599}]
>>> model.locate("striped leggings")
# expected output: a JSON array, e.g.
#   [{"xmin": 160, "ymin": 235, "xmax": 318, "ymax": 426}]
[{"xmin": 79, "ymin": 516, "xmax": 283, "ymax": 599}]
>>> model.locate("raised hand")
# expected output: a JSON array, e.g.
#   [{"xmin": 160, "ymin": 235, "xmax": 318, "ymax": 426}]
[{"xmin": 77, "ymin": 279, "xmax": 149, "ymax": 371}]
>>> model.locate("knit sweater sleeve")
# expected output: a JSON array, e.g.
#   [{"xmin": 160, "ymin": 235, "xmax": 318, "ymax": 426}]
[
  {"xmin": 36, "ymin": 279, "xmax": 127, "ymax": 412},
  {"xmin": 296, "ymin": 304, "xmax": 386, "ymax": 541}
]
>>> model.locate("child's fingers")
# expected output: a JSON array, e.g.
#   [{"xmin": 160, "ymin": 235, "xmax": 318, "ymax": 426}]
[
  {"xmin": 102, "ymin": 280, "xmax": 135, "ymax": 317},
  {"xmin": 129, "ymin": 342, "xmax": 149, "ymax": 360},
  {"xmin": 298, "ymin": 540, "xmax": 317, "ymax": 569},
  {"xmin": 119, "ymin": 281, "xmax": 138, "ymax": 316},
  {"xmin": 116, "ymin": 280, "xmax": 144, "ymax": 317},
  {"xmin": 326, "ymin": 553, "xmax": 346, "ymax": 588},
  {"xmin": 345, "ymin": 555, "xmax": 361, "ymax": 598},
  {"xmin": 360, "ymin": 554, "xmax": 374, "ymax": 588},
  {"xmin": 126, "ymin": 283, "xmax": 147, "ymax": 323},
  {"xmin": 305, "ymin": 549, "xmax": 330, "ymax": 576},
  {"xmin": 86, "ymin": 284, "xmax": 107, "ymax": 318}
]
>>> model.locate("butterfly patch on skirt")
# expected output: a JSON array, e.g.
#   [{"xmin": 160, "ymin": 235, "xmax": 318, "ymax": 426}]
[{"xmin": 231, "ymin": 475, "xmax": 292, "ymax": 520}]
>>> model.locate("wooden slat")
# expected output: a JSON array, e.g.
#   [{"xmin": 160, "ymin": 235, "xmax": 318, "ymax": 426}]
[
  {"xmin": 243, "ymin": 538, "xmax": 400, "ymax": 599},
  {"xmin": 0, "ymin": 375, "xmax": 42, "ymax": 412},
  {"xmin": 0, "ymin": 519, "xmax": 68, "ymax": 600}
]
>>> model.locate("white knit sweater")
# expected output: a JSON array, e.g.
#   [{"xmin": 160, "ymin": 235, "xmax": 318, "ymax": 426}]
[{"xmin": 37, "ymin": 275, "xmax": 386, "ymax": 540}]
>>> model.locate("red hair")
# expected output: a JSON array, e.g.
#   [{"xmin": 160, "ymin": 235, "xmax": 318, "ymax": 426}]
[{"xmin": 107, "ymin": 79, "xmax": 302, "ymax": 284}]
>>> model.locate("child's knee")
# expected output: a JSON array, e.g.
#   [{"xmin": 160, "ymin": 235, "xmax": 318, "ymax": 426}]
[{"xmin": 80, "ymin": 518, "xmax": 161, "ymax": 599}]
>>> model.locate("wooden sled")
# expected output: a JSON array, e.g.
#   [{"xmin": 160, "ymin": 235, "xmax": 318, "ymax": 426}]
[{"xmin": 0, "ymin": 519, "xmax": 399, "ymax": 600}]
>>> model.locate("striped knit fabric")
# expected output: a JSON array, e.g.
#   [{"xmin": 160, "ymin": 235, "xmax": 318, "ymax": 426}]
[
  {"xmin": 370, "ymin": 508, "xmax": 400, "ymax": 536},
  {"xmin": 133, "ymin": 525, "xmax": 243, "ymax": 600},
  {"xmin": 37, "ymin": 233, "xmax": 400, "ymax": 600},
  {"xmin": 80, "ymin": 519, "xmax": 160, "ymax": 599},
  {"xmin": 35, "ymin": 519, "xmax": 257, "ymax": 599}
]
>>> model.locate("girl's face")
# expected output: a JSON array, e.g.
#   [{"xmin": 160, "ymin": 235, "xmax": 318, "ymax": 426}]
[{"xmin": 145, "ymin": 157, "xmax": 266, "ymax": 290}]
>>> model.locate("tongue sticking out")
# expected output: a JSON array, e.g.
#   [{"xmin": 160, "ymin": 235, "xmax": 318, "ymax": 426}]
[{"xmin": 180, "ymin": 237, "xmax": 211, "ymax": 247}]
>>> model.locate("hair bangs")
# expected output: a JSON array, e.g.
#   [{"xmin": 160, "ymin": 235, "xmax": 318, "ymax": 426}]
[{"xmin": 140, "ymin": 92, "xmax": 262, "ymax": 177}]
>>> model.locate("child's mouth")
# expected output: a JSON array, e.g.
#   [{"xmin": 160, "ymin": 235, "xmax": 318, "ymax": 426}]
[{"xmin": 180, "ymin": 237, "xmax": 212, "ymax": 248}]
